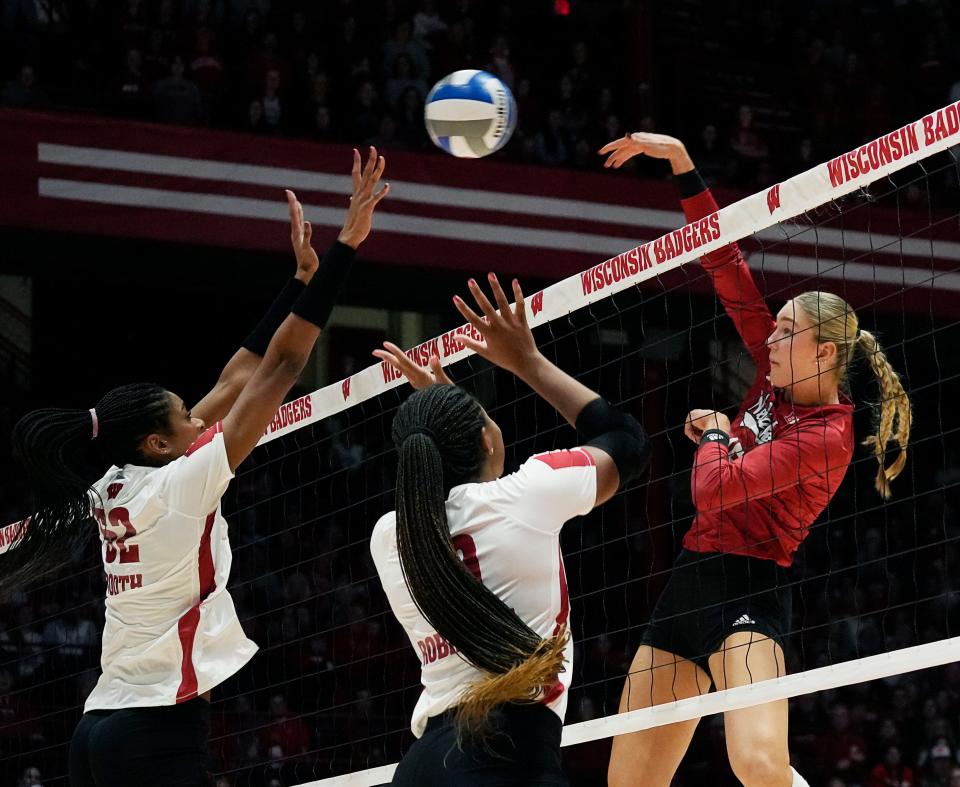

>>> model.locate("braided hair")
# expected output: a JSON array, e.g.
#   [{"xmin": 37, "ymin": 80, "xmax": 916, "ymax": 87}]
[
  {"xmin": 3, "ymin": 383, "xmax": 173, "ymax": 595},
  {"xmin": 794, "ymin": 291, "xmax": 912, "ymax": 498},
  {"xmin": 392, "ymin": 385, "xmax": 567, "ymax": 736}
]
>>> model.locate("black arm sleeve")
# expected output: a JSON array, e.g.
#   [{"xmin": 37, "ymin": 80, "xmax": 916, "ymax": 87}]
[
  {"xmin": 241, "ymin": 278, "xmax": 306, "ymax": 356},
  {"xmin": 291, "ymin": 241, "xmax": 357, "ymax": 329},
  {"xmin": 675, "ymin": 168, "xmax": 708, "ymax": 199},
  {"xmin": 576, "ymin": 397, "xmax": 651, "ymax": 487}
]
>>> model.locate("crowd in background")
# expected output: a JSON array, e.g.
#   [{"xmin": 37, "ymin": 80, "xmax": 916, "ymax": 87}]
[{"xmin": 1, "ymin": 0, "xmax": 958, "ymax": 188}]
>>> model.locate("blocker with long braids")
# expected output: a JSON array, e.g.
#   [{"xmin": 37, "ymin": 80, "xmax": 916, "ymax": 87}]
[
  {"xmin": 392, "ymin": 384, "xmax": 568, "ymax": 733},
  {"xmin": 372, "ymin": 273, "xmax": 648, "ymax": 786}
]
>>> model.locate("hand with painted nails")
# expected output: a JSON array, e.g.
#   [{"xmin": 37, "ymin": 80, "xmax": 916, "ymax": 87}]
[
  {"xmin": 337, "ymin": 146, "xmax": 390, "ymax": 249},
  {"xmin": 452, "ymin": 273, "xmax": 542, "ymax": 378},
  {"xmin": 373, "ymin": 341, "xmax": 454, "ymax": 389}
]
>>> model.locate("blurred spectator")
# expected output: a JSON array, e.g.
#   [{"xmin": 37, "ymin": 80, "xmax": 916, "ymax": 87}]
[
  {"xmin": 154, "ymin": 56, "xmax": 204, "ymax": 125},
  {"xmin": 383, "ymin": 20, "xmax": 429, "ymax": 80},
  {"xmin": 17, "ymin": 766, "xmax": 43, "ymax": 787},
  {"xmin": 484, "ymin": 35, "xmax": 514, "ymax": 90},
  {"xmin": 920, "ymin": 739, "xmax": 955, "ymax": 787},
  {"xmin": 0, "ymin": 65, "xmax": 47, "ymax": 108},
  {"xmin": 533, "ymin": 109, "xmax": 572, "ymax": 166},
  {"xmin": 384, "ymin": 53, "xmax": 427, "ymax": 110},
  {"xmin": 868, "ymin": 745, "xmax": 915, "ymax": 787},
  {"xmin": 817, "ymin": 703, "xmax": 868, "ymax": 784},
  {"xmin": 260, "ymin": 68, "xmax": 284, "ymax": 132},
  {"xmin": 412, "ymin": 0, "xmax": 448, "ymax": 46},
  {"xmin": 395, "ymin": 86, "xmax": 429, "ymax": 149}
]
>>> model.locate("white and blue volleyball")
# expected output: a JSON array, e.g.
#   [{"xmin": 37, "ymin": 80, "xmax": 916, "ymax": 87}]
[{"xmin": 424, "ymin": 70, "xmax": 517, "ymax": 159}]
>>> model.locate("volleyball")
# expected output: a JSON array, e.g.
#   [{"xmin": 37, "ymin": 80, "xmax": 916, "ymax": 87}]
[{"xmin": 424, "ymin": 69, "xmax": 517, "ymax": 159}]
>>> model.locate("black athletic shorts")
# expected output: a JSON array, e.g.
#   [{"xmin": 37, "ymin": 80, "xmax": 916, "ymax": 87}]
[
  {"xmin": 640, "ymin": 549, "xmax": 792, "ymax": 672},
  {"xmin": 391, "ymin": 703, "xmax": 568, "ymax": 787},
  {"xmin": 69, "ymin": 697, "xmax": 212, "ymax": 787}
]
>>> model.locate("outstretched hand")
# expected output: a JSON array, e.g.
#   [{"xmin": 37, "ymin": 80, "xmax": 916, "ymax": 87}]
[
  {"xmin": 285, "ymin": 189, "xmax": 319, "ymax": 283},
  {"xmin": 338, "ymin": 146, "xmax": 390, "ymax": 249},
  {"xmin": 373, "ymin": 341, "xmax": 454, "ymax": 390},
  {"xmin": 452, "ymin": 274, "xmax": 540, "ymax": 378},
  {"xmin": 598, "ymin": 132, "xmax": 694, "ymax": 174}
]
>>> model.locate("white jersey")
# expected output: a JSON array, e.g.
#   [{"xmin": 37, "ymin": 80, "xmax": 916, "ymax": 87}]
[
  {"xmin": 370, "ymin": 448, "xmax": 597, "ymax": 737},
  {"xmin": 84, "ymin": 422, "xmax": 258, "ymax": 711}
]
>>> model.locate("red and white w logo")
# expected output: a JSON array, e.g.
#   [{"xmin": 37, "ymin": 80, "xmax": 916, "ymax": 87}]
[
  {"xmin": 766, "ymin": 184, "xmax": 781, "ymax": 214},
  {"xmin": 342, "ymin": 377, "xmax": 351, "ymax": 400},
  {"xmin": 531, "ymin": 291, "xmax": 544, "ymax": 317}
]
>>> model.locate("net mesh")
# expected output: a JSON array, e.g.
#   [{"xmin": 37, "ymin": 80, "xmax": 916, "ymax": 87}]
[{"xmin": 1, "ymin": 108, "xmax": 959, "ymax": 787}]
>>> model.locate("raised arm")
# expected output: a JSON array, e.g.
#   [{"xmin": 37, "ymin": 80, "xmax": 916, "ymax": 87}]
[
  {"xmin": 220, "ymin": 148, "xmax": 389, "ymax": 471},
  {"xmin": 376, "ymin": 275, "xmax": 649, "ymax": 506},
  {"xmin": 192, "ymin": 190, "xmax": 324, "ymax": 426},
  {"xmin": 599, "ymin": 132, "xmax": 775, "ymax": 360}
]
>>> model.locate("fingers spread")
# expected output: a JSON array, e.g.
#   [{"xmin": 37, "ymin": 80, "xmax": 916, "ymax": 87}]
[
  {"xmin": 467, "ymin": 279, "xmax": 498, "ymax": 319},
  {"xmin": 487, "ymin": 273, "xmax": 512, "ymax": 315},
  {"xmin": 453, "ymin": 295, "xmax": 486, "ymax": 331}
]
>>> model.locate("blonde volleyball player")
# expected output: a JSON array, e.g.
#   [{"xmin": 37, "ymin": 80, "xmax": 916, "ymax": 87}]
[
  {"xmin": 599, "ymin": 133, "xmax": 912, "ymax": 787},
  {"xmin": 371, "ymin": 274, "xmax": 650, "ymax": 786},
  {"xmin": 7, "ymin": 148, "xmax": 389, "ymax": 787}
]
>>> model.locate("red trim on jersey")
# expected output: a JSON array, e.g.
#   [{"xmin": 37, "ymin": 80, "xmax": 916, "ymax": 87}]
[
  {"xmin": 542, "ymin": 544, "xmax": 570, "ymax": 706},
  {"xmin": 184, "ymin": 421, "xmax": 223, "ymax": 457},
  {"xmin": 534, "ymin": 448, "xmax": 595, "ymax": 470},
  {"xmin": 176, "ymin": 511, "xmax": 217, "ymax": 703}
]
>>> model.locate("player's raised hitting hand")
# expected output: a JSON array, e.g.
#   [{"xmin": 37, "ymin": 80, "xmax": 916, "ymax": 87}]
[
  {"xmin": 452, "ymin": 274, "xmax": 540, "ymax": 377},
  {"xmin": 373, "ymin": 341, "xmax": 453, "ymax": 389},
  {"xmin": 338, "ymin": 146, "xmax": 390, "ymax": 249},
  {"xmin": 598, "ymin": 131, "xmax": 694, "ymax": 174}
]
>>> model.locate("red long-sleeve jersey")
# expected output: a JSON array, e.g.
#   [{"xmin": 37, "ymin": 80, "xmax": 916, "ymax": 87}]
[{"xmin": 681, "ymin": 185, "xmax": 854, "ymax": 567}]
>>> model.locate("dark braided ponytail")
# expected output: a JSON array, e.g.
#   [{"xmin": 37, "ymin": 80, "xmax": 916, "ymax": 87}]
[
  {"xmin": 3, "ymin": 383, "xmax": 173, "ymax": 595},
  {"xmin": 392, "ymin": 385, "xmax": 568, "ymax": 736}
]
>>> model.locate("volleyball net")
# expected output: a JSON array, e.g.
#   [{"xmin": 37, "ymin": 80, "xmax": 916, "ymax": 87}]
[
  {"xmin": 1, "ymin": 103, "xmax": 959, "ymax": 786},
  {"xmin": 222, "ymin": 102, "xmax": 960, "ymax": 787}
]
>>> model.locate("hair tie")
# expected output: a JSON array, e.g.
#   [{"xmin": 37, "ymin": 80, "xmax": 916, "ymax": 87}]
[
  {"xmin": 89, "ymin": 408, "xmax": 99, "ymax": 440},
  {"xmin": 402, "ymin": 426, "xmax": 436, "ymax": 442}
]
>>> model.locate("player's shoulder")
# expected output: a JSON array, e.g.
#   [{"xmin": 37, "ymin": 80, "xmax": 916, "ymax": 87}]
[
  {"xmin": 183, "ymin": 421, "xmax": 225, "ymax": 458},
  {"xmin": 526, "ymin": 447, "xmax": 596, "ymax": 472},
  {"xmin": 370, "ymin": 511, "xmax": 397, "ymax": 561}
]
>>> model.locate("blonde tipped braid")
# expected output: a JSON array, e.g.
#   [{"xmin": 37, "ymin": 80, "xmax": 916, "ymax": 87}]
[{"xmin": 857, "ymin": 329, "xmax": 911, "ymax": 498}]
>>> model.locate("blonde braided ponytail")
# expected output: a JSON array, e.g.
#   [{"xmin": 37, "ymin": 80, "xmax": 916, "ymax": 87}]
[{"xmin": 857, "ymin": 329, "xmax": 912, "ymax": 498}]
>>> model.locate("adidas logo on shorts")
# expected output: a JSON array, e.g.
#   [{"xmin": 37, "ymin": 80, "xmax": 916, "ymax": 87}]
[{"xmin": 732, "ymin": 614, "xmax": 756, "ymax": 626}]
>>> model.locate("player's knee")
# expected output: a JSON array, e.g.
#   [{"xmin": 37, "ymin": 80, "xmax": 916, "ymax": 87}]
[{"xmin": 728, "ymin": 743, "xmax": 790, "ymax": 787}]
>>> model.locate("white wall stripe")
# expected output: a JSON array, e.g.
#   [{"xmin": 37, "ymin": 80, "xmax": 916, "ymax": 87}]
[
  {"xmin": 37, "ymin": 142, "xmax": 683, "ymax": 227},
  {"xmin": 37, "ymin": 143, "xmax": 960, "ymax": 263},
  {"xmin": 37, "ymin": 178, "xmax": 644, "ymax": 255}
]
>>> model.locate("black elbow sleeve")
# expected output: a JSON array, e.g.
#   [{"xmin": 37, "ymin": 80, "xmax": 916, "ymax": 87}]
[{"xmin": 576, "ymin": 398, "xmax": 651, "ymax": 486}]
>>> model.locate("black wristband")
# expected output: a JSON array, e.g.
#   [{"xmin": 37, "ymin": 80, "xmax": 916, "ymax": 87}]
[
  {"xmin": 291, "ymin": 241, "xmax": 356, "ymax": 329},
  {"xmin": 699, "ymin": 429, "xmax": 730, "ymax": 448},
  {"xmin": 241, "ymin": 278, "xmax": 306, "ymax": 356},
  {"xmin": 675, "ymin": 168, "xmax": 708, "ymax": 199}
]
